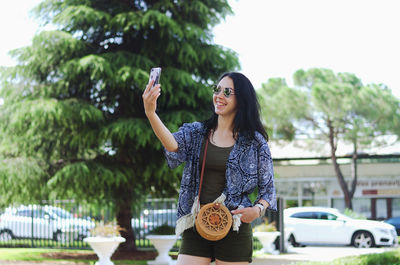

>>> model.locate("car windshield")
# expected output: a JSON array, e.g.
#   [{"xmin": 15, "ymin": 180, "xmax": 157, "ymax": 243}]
[
  {"xmin": 48, "ymin": 208, "xmax": 73, "ymax": 219},
  {"xmin": 288, "ymin": 209, "xmax": 354, "ymax": 221}
]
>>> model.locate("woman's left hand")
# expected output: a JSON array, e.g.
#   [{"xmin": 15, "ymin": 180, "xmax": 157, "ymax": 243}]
[{"xmin": 231, "ymin": 206, "xmax": 260, "ymax": 223}]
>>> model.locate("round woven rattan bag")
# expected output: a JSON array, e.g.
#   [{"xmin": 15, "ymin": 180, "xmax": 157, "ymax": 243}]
[{"xmin": 195, "ymin": 202, "xmax": 233, "ymax": 241}]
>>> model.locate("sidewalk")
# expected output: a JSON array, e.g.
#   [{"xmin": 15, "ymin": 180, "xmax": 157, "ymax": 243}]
[{"xmin": 250, "ymin": 246, "xmax": 390, "ymax": 264}]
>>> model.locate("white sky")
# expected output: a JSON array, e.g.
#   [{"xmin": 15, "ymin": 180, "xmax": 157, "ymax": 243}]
[
  {"xmin": 1, "ymin": 0, "xmax": 400, "ymax": 102},
  {"xmin": 214, "ymin": 0, "xmax": 400, "ymax": 99}
]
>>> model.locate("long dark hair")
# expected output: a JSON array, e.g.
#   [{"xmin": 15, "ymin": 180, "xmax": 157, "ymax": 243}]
[{"xmin": 204, "ymin": 72, "xmax": 269, "ymax": 141}]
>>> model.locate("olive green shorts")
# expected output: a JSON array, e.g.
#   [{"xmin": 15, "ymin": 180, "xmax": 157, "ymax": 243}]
[{"xmin": 178, "ymin": 223, "xmax": 253, "ymax": 263}]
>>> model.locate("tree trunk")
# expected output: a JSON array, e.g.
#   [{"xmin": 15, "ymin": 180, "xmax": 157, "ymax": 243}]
[
  {"xmin": 328, "ymin": 120, "xmax": 353, "ymax": 209},
  {"xmin": 115, "ymin": 199, "xmax": 137, "ymax": 252},
  {"xmin": 349, "ymin": 141, "xmax": 358, "ymax": 199}
]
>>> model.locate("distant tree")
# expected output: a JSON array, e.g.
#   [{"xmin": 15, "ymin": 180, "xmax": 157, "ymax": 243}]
[
  {"xmin": 259, "ymin": 68, "xmax": 400, "ymax": 209},
  {"xmin": 0, "ymin": 0, "xmax": 239, "ymax": 251}
]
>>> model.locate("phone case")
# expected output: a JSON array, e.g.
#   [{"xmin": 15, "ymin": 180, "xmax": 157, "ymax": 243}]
[{"xmin": 149, "ymin": 67, "xmax": 162, "ymax": 87}]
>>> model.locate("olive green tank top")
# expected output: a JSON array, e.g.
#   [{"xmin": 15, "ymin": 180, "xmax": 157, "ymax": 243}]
[{"xmin": 199, "ymin": 139, "xmax": 234, "ymax": 204}]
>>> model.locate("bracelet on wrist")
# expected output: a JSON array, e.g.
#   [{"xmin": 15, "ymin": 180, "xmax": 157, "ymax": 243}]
[{"xmin": 255, "ymin": 203, "xmax": 265, "ymax": 217}]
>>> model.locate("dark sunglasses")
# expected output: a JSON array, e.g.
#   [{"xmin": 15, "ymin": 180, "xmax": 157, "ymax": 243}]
[{"xmin": 212, "ymin": 85, "xmax": 235, "ymax": 98}]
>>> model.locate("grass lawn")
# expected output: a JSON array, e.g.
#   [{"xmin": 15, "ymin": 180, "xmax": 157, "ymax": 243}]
[
  {"xmin": 1, "ymin": 246, "xmax": 400, "ymax": 265},
  {"xmin": 295, "ymin": 247, "xmax": 400, "ymax": 265},
  {"xmin": 0, "ymin": 248, "xmax": 147, "ymax": 264}
]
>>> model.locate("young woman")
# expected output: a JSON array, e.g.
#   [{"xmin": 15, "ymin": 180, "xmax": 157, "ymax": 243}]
[{"xmin": 142, "ymin": 72, "xmax": 276, "ymax": 265}]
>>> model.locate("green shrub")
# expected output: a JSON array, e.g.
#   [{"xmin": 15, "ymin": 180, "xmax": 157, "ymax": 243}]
[
  {"xmin": 148, "ymin": 223, "xmax": 175, "ymax": 235},
  {"xmin": 344, "ymin": 208, "xmax": 367, "ymax": 220},
  {"xmin": 295, "ymin": 248, "xmax": 400, "ymax": 265},
  {"xmin": 253, "ymin": 218, "xmax": 277, "ymax": 232}
]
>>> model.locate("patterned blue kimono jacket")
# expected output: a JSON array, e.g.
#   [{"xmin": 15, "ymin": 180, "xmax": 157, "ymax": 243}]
[{"xmin": 164, "ymin": 122, "xmax": 277, "ymax": 235}]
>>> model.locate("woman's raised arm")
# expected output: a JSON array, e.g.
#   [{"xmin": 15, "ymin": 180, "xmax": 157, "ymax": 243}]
[{"xmin": 142, "ymin": 80, "xmax": 178, "ymax": 152}]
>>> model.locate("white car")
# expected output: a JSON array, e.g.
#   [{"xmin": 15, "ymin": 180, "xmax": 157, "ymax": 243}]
[
  {"xmin": 131, "ymin": 209, "xmax": 177, "ymax": 237},
  {"xmin": 284, "ymin": 207, "xmax": 397, "ymax": 248},
  {"xmin": 0, "ymin": 205, "xmax": 95, "ymax": 242}
]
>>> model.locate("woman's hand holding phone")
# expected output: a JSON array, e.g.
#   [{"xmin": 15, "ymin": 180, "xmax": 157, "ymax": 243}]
[
  {"xmin": 142, "ymin": 67, "xmax": 177, "ymax": 152},
  {"xmin": 142, "ymin": 79, "xmax": 161, "ymax": 116},
  {"xmin": 143, "ymin": 67, "xmax": 162, "ymax": 116}
]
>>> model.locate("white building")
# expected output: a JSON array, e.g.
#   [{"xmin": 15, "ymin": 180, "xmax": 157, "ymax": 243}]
[{"xmin": 270, "ymin": 138, "xmax": 400, "ymax": 220}]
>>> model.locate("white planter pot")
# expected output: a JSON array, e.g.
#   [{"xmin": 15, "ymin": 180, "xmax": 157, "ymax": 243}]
[
  {"xmin": 84, "ymin": 236, "xmax": 126, "ymax": 265},
  {"xmin": 253, "ymin": 231, "xmax": 281, "ymax": 255},
  {"xmin": 146, "ymin": 235, "xmax": 177, "ymax": 265}
]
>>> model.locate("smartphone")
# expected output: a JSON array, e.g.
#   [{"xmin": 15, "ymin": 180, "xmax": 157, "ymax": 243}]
[{"xmin": 149, "ymin": 67, "xmax": 162, "ymax": 87}]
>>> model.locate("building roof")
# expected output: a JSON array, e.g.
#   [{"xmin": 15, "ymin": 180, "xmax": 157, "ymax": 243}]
[{"xmin": 269, "ymin": 135, "xmax": 400, "ymax": 159}]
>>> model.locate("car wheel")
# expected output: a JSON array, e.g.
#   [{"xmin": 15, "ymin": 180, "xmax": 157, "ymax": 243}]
[
  {"xmin": 352, "ymin": 231, "xmax": 375, "ymax": 248},
  {"xmin": 0, "ymin": 230, "xmax": 13, "ymax": 241},
  {"xmin": 288, "ymin": 234, "xmax": 302, "ymax": 247}
]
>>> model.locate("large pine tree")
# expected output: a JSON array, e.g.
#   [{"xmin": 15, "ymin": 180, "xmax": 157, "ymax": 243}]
[{"xmin": 0, "ymin": 0, "xmax": 239, "ymax": 251}]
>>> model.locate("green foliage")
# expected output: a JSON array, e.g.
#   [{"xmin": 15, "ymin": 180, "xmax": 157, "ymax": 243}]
[
  {"xmin": 149, "ymin": 223, "xmax": 175, "ymax": 235},
  {"xmin": 259, "ymin": 78, "xmax": 309, "ymax": 140},
  {"xmin": 0, "ymin": 0, "xmax": 239, "ymax": 249},
  {"xmin": 248, "ymin": 187, "xmax": 258, "ymax": 203},
  {"xmin": 253, "ymin": 219, "xmax": 277, "ymax": 232},
  {"xmin": 0, "ymin": 157, "xmax": 48, "ymax": 207},
  {"xmin": 259, "ymin": 68, "xmax": 400, "ymax": 209},
  {"xmin": 344, "ymin": 208, "xmax": 367, "ymax": 220},
  {"xmin": 260, "ymin": 67, "xmax": 400, "ymax": 147},
  {"xmin": 0, "ymin": 248, "xmax": 147, "ymax": 264},
  {"xmin": 296, "ymin": 248, "xmax": 400, "ymax": 265}
]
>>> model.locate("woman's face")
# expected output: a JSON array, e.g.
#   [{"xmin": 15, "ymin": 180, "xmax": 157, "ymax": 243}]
[{"xmin": 213, "ymin": 76, "xmax": 237, "ymax": 118}]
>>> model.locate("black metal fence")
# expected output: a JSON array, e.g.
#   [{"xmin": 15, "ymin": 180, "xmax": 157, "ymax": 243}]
[
  {"xmin": 0, "ymin": 200, "xmax": 106, "ymax": 249},
  {"xmin": 0, "ymin": 199, "xmax": 176, "ymax": 250},
  {"xmin": 0, "ymin": 199, "xmax": 278, "ymax": 252}
]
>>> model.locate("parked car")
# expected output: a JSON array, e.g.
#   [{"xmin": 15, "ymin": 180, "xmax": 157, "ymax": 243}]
[
  {"xmin": 0, "ymin": 205, "xmax": 95, "ymax": 242},
  {"xmin": 383, "ymin": 216, "xmax": 400, "ymax": 236},
  {"xmin": 284, "ymin": 207, "xmax": 397, "ymax": 248},
  {"xmin": 132, "ymin": 209, "xmax": 177, "ymax": 237}
]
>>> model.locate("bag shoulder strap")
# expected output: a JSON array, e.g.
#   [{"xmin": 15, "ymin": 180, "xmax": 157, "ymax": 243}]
[{"xmin": 198, "ymin": 138, "xmax": 209, "ymax": 198}]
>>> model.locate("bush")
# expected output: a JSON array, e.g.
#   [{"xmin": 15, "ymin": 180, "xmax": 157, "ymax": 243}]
[
  {"xmin": 148, "ymin": 223, "xmax": 175, "ymax": 235},
  {"xmin": 344, "ymin": 208, "xmax": 367, "ymax": 220},
  {"xmin": 253, "ymin": 218, "xmax": 277, "ymax": 232}
]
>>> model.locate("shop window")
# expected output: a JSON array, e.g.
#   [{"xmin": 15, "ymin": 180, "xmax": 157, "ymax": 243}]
[
  {"xmin": 303, "ymin": 182, "xmax": 327, "ymax": 197},
  {"xmin": 352, "ymin": 198, "xmax": 371, "ymax": 219},
  {"xmin": 376, "ymin": 199, "xmax": 387, "ymax": 220},
  {"xmin": 312, "ymin": 199, "xmax": 329, "ymax": 207},
  {"xmin": 332, "ymin": 199, "xmax": 345, "ymax": 212},
  {"xmin": 392, "ymin": 198, "xmax": 400, "ymax": 217},
  {"xmin": 275, "ymin": 181, "xmax": 298, "ymax": 197}
]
